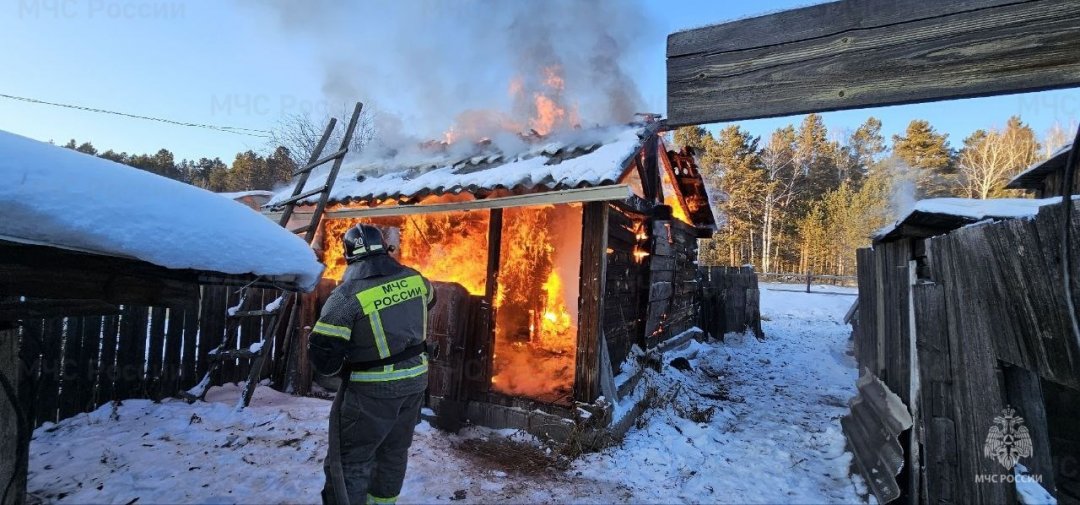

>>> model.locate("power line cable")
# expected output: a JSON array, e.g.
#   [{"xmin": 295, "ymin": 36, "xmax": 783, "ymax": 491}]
[{"xmin": 0, "ymin": 92, "xmax": 273, "ymax": 138}]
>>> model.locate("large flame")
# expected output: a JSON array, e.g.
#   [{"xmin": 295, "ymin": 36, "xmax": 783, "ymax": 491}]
[
  {"xmin": 319, "ymin": 203, "xmax": 582, "ymax": 404},
  {"xmin": 321, "ymin": 210, "xmax": 490, "ymax": 295},
  {"xmin": 490, "ymin": 204, "xmax": 581, "ymax": 403},
  {"xmin": 443, "ymin": 64, "xmax": 580, "ymax": 142}
]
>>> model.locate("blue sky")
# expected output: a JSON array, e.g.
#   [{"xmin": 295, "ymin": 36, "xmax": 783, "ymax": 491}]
[{"xmin": 1, "ymin": 0, "xmax": 1077, "ymax": 162}]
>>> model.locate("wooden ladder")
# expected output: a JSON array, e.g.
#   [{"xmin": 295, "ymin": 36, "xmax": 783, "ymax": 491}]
[{"xmin": 182, "ymin": 102, "xmax": 364, "ymax": 409}]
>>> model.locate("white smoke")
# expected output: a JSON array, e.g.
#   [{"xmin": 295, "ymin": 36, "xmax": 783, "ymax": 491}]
[
  {"xmin": 243, "ymin": 0, "xmax": 649, "ymax": 154},
  {"xmin": 883, "ymin": 155, "xmax": 918, "ymax": 218}
]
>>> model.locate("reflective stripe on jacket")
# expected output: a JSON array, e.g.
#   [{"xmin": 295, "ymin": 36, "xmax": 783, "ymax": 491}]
[{"xmin": 309, "ymin": 255, "xmax": 433, "ymax": 395}]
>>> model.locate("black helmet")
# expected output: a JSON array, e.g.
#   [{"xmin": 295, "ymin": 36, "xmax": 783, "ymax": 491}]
[{"xmin": 343, "ymin": 224, "xmax": 388, "ymax": 263}]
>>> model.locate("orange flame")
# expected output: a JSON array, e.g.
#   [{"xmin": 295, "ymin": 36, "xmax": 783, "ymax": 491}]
[
  {"xmin": 321, "ymin": 210, "xmax": 489, "ymax": 295},
  {"xmin": 319, "ymin": 203, "xmax": 581, "ymax": 404},
  {"xmin": 490, "ymin": 204, "xmax": 580, "ymax": 403}
]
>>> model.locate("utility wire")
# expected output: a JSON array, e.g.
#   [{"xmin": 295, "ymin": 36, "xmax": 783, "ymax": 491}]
[{"xmin": 0, "ymin": 93, "xmax": 272, "ymax": 138}]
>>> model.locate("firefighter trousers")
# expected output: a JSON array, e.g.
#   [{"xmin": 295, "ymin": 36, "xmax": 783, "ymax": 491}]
[{"xmin": 322, "ymin": 385, "xmax": 424, "ymax": 505}]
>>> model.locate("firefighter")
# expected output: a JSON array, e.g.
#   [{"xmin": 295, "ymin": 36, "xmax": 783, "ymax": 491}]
[{"xmin": 309, "ymin": 223, "xmax": 434, "ymax": 505}]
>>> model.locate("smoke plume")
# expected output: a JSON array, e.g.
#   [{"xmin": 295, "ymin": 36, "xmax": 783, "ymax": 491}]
[{"xmin": 245, "ymin": 0, "xmax": 649, "ymax": 154}]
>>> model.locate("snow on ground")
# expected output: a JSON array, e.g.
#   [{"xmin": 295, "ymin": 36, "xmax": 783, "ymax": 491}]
[
  {"xmin": 28, "ymin": 283, "xmax": 866, "ymax": 504},
  {"xmin": 0, "ymin": 129, "xmax": 323, "ymax": 289}
]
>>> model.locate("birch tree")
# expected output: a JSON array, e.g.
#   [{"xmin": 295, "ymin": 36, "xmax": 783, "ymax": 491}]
[{"xmin": 957, "ymin": 116, "xmax": 1039, "ymax": 199}]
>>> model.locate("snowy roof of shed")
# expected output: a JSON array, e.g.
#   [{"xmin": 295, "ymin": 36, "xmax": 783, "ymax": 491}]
[
  {"xmin": 874, "ymin": 197, "xmax": 1070, "ymax": 242},
  {"xmin": 0, "ymin": 130, "xmax": 324, "ymax": 290},
  {"xmin": 217, "ymin": 190, "xmax": 275, "ymax": 200},
  {"xmin": 1006, "ymin": 143, "xmax": 1072, "ymax": 190},
  {"xmin": 268, "ymin": 123, "xmax": 649, "ymax": 206}
]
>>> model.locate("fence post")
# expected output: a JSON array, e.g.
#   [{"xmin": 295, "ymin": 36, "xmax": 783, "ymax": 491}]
[{"xmin": 806, "ymin": 270, "xmax": 813, "ymax": 293}]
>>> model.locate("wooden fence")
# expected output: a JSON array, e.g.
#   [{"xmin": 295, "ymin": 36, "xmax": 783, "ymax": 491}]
[
  {"xmin": 16, "ymin": 285, "xmax": 287, "ymax": 427},
  {"xmin": 851, "ymin": 202, "xmax": 1080, "ymax": 503},
  {"xmin": 699, "ymin": 265, "xmax": 763, "ymax": 340}
]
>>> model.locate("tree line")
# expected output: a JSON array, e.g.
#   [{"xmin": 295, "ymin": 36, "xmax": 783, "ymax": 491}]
[
  {"xmin": 59, "ymin": 139, "xmax": 297, "ymax": 192},
  {"xmin": 676, "ymin": 115, "xmax": 1073, "ymax": 276}
]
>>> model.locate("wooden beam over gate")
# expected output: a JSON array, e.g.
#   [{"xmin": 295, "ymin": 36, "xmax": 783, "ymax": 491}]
[{"xmin": 666, "ymin": 0, "xmax": 1080, "ymax": 126}]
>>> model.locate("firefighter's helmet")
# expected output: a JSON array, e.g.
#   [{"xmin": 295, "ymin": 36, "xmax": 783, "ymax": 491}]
[{"xmin": 343, "ymin": 224, "xmax": 388, "ymax": 263}]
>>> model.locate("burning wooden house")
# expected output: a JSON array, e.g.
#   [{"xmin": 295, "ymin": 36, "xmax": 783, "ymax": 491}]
[{"xmin": 269, "ymin": 119, "xmax": 717, "ymax": 437}]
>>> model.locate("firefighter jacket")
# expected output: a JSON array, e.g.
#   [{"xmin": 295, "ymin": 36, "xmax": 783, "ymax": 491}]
[{"xmin": 309, "ymin": 254, "xmax": 435, "ymax": 398}]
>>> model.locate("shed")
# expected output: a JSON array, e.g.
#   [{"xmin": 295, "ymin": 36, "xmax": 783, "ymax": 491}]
[
  {"xmin": 1006, "ymin": 143, "xmax": 1075, "ymax": 198},
  {"xmin": 853, "ymin": 195, "xmax": 1080, "ymax": 503},
  {"xmin": 217, "ymin": 190, "xmax": 276, "ymax": 212},
  {"xmin": 0, "ymin": 129, "xmax": 323, "ymax": 504},
  {"xmin": 268, "ymin": 119, "xmax": 719, "ymax": 438}
]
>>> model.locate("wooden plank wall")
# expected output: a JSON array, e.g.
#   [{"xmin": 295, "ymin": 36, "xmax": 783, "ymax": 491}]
[
  {"xmin": 699, "ymin": 266, "xmax": 763, "ymax": 340},
  {"xmin": 14, "ymin": 285, "xmax": 284, "ymax": 427},
  {"xmin": 851, "ymin": 203, "xmax": 1080, "ymax": 503},
  {"xmin": 1, "ymin": 324, "xmax": 27, "ymax": 505}
]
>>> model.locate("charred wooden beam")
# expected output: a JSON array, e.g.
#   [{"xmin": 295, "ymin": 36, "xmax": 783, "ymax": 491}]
[
  {"xmin": 575, "ymin": 202, "xmax": 608, "ymax": 403},
  {"xmin": 667, "ymin": 0, "xmax": 1080, "ymax": 126}
]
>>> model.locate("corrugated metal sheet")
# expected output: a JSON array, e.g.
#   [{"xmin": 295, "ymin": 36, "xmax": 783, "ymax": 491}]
[{"xmin": 842, "ymin": 370, "xmax": 914, "ymax": 504}]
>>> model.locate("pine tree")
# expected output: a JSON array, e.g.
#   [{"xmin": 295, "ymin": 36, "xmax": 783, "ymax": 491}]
[
  {"xmin": 843, "ymin": 117, "xmax": 886, "ymax": 188},
  {"xmin": 266, "ymin": 146, "xmax": 298, "ymax": 188},
  {"xmin": 227, "ymin": 151, "xmax": 265, "ymax": 191},
  {"xmin": 794, "ymin": 114, "xmax": 842, "ymax": 204},
  {"xmin": 711, "ymin": 125, "xmax": 767, "ymax": 266},
  {"xmin": 99, "ymin": 149, "xmax": 128, "ymax": 164},
  {"xmin": 203, "ymin": 158, "xmax": 231, "ymax": 192},
  {"xmin": 893, "ymin": 120, "xmax": 955, "ymax": 198}
]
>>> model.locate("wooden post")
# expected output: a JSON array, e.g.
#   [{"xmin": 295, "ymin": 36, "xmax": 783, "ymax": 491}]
[
  {"xmin": 475, "ymin": 209, "xmax": 503, "ymax": 396},
  {"xmin": 805, "ymin": 270, "xmax": 813, "ymax": 293},
  {"xmin": 575, "ymin": 202, "xmax": 608, "ymax": 403}
]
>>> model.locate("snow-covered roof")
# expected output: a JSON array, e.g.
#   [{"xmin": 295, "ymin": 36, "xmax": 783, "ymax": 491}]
[
  {"xmin": 268, "ymin": 123, "xmax": 649, "ymax": 206},
  {"xmin": 0, "ymin": 130, "xmax": 324, "ymax": 290},
  {"xmin": 1006, "ymin": 143, "xmax": 1072, "ymax": 190},
  {"xmin": 874, "ymin": 197, "xmax": 1068, "ymax": 242},
  {"xmin": 216, "ymin": 190, "xmax": 275, "ymax": 200}
]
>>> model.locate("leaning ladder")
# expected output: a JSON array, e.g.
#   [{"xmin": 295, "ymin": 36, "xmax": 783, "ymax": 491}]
[{"xmin": 183, "ymin": 102, "xmax": 364, "ymax": 409}]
